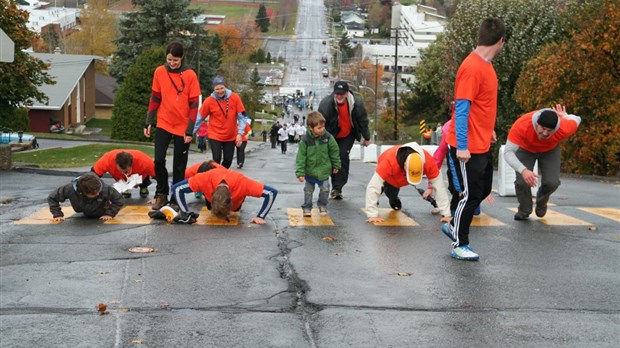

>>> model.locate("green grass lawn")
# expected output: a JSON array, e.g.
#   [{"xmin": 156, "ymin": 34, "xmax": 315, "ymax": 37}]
[
  {"xmin": 85, "ymin": 118, "xmax": 113, "ymax": 136},
  {"xmin": 13, "ymin": 144, "xmax": 155, "ymax": 169}
]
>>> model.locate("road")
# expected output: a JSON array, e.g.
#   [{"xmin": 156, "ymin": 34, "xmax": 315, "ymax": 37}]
[{"xmin": 1, "ymin": 141, "xmax": 619, "ymax": 347}]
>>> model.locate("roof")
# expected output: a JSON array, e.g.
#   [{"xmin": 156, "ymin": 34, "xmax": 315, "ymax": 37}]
[
  {"xmin": 27, "ymin": 52, "xmax": 101, "ymax": 110},
  {"xmin": 95, "ymin": 72, "xmax": 117, "ymax": 105}
]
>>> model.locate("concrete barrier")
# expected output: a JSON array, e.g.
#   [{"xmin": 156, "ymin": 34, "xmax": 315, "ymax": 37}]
[
  {"xmin": 380, "ymin": 144, "xmax": 394, "ymax": 154},
  {"xmin": 498, "ymin": 145, "xmax": 539, "ymax": 197},
  {"xmin": 363, "ymin": 144, "xmax": 378, "ymax": 163},
  {"xmin": 350, "ymin": 144, "xmax": 361, "ymax": 160}
]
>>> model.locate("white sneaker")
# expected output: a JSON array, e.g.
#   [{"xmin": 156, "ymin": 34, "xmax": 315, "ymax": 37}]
[{"xmin": 451, "ymin": 245, "xmax": 480, "ymax": 261}]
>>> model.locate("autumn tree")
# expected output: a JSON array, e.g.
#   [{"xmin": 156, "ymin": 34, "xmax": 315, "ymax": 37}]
[
  {"xmin": 255, "ymin": 3, "xmax": 270, "ymax": 33},
  {"xmin": 0, "ymin": 0, "xmax": 55, "ymax": 130},
  {"xmin": 367, "ymin": 1, "xmax": 392, "ymax": 37},
  {"xmin": 64, "ymin": 0, "xmax": 117, "ymax": 74},
  {"xmin": 515, "ymin": 0, "xmax": 619, "ymax": 176},
  {"xmin": 111, "ymin": 46, "xmax": 164, "ymax": 141}
]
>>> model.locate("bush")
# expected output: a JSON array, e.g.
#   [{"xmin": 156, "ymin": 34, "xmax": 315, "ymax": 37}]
[
  {"xmin": 0, "ymin": 106, "xmax": 30, "ymax": 132},
  {"xmin": 111, "ymin": 46, "xmax": 165, "ymax": 141}
]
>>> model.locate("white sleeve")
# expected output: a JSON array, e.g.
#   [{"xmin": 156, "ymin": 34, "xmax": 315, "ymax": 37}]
[
  {"xmin": 429, "ymin": 173, "xmax": 451, "ymax": 217},
  {"xmin": 504, "ymin": 140, "xmax": 526, "ymax": 174},
  {"xmin": 365, "ymin": 173, "xmax": 384, "ymax": 218}
]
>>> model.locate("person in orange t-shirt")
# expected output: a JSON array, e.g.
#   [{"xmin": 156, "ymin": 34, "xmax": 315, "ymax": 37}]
[
  {"xmin": 194, "ymin": 76, "xmax": 250, "ymax": 169},
  {"xmin": 91, "ymin": 149, "xmax": 155, "ymax": 198},
  {"xmin": 144, "ymin": 42, "xmax": 201, "ymax": 210},
  {"xmin": 365, "ymin": 142, "xmax": 451, "ymax": 223},
  {"xmin": 170, "ymin": 168, "xmax": 277, "ymax": 225},
  {"xmin": 504, "ymin": 104, "xmax": 581, "ymax": 220},
  {"xmin": 441, "ymin": 18, "xmax": 505, "ymax": 261}
]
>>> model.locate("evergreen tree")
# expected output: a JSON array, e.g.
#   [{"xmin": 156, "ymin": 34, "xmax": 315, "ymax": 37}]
[
  {"xmin": 109, "ymin": 0, "xmax": 221, "ymax": 87},
  {"xmin": 255, "ymin": 4, "xmax": 270, "ymax": 33},
  {"xmin": 111, "ymin": 46, "xmax": 164, "ymax": 141},
  {"xmin": 238, "ymin": 66, "xmax": 264, "ymax": 118},
  {"xmin": 0, "ymin": 0, "xmax": 55, "ymax": 130}
]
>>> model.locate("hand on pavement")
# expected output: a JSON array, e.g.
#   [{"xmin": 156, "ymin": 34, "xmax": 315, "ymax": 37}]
[
  {"xmin": 251, "ymin": 217, "xmax": 266, "ymax": 224},
  {"xmin": 366, "ymin": 217, "xmax": 385, "ymax": 223}
]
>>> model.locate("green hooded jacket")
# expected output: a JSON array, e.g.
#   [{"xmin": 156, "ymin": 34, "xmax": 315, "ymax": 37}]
[{"xmin": 295, "ymin": 129, "xmax": 341, "ymax": 180}]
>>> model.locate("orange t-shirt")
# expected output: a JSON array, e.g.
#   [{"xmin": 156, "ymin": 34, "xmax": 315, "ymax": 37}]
[
  {"xmin": 151, "ymin": 66, "xmax": 201, "ymax": 136},
  {"xmin": 507, "ymin": 111, "xmax": 579, "ymax": 153},
  {"xmin": 445, "ymin": 52, "xmax": 498, "ymax": 153},
  {"xmin": 241, "ymin": 123, "xmax": 251, "ymax": 142},
  {"xmin": 199, "ymin": 92, "xmax": 246, "ymax": 142},
  {"xmin": 92, "ymin": 149, "xmax": 155, "ymax": 182},
  {"xmin": 336, "ymin": 102, "xmax": 352, "ymax": 138},
  {"xmin": 184, "ymin": 161, "xmax": 224, "ymax": 179},
  {"xmin": 376, "ymin": 145, "xmax": 439, "ymax": 188},
  {"xmin": 188, "ymin": 168, "xmax": 264, "ymax": 211}
]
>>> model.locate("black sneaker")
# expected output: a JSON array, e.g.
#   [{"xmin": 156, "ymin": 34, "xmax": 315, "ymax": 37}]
[
  {"xmin": 122, "ymin": 190, "xmax": 131, "ymax": 199},
  {"xmin": 331, "ymin": 189, "xmax": 343, "ymax": 200},
  {"xmin": 514, "ymin": 211, "xmax": 530, "ymax": 221},
  {"xmin": 139, "ymin": 187, "xmax": 149, "ymax": 198},
  {"xmin": 535, "ymin": 204, "xmax": 548, "ymax": 218},
  {"xmin": 389, "ymin": 197, "xmax": 402, "ymax": 210}
]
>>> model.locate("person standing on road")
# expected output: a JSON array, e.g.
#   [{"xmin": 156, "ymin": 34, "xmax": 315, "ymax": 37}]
[
  {"xmin": 365, "ymin": 142, "xmax": 451, "ymax": 223},
  {"xmin": 504, "ymin": 104, "xmax": 582, "ymax": 220},
  {"xmin": 278, "ymin": 124, "xmax": 289, "ymax": 154},
  {"xmin": 318, "ymin": 81, "xmax": 371, "ymax": 200},
  {"xmin": 295, "ymin": 111, "xmax": 341, "ymax": 217},
  {"xmin": 236, "ymin": 120, "xmax": 252, "ymax": 169},
  {"xmin": 144, "ymin": 42, "xmax": 201, "ymax": 210},
  {"xmin": 91, "ymin": 149, "xmax": 156, "ymax": 199},
  {"xmin": 441, "ymin": 18, "xmax": 506, "ymax": 261},
  {"xmin": 194, "ymin": 76, "xmax": 250, "ymax": 169},
  {"xmin": 269, "ymin": 122, "xmax": 280, "ymax": 148}
]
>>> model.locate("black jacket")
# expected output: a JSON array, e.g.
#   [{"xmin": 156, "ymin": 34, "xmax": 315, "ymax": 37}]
[
  {"xmin": 317, "ymin": 92, "xmax": 370, "ymax": 142},
  {"xmin": 48, "ymin": 177, "xmax": 125, "ymax": 218}
]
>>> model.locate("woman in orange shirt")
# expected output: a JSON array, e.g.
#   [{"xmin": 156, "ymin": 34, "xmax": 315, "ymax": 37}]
[
  {"xmin": 144, "ymin": 42, "xmax": 201, "ymax": 210},
  {"xmin": 236, "ymin": 121, "xmax": 252, "ymax": 168},
  {"xmin": 194, "ymin": 76, "xmax": 250, "ymax": 169}
]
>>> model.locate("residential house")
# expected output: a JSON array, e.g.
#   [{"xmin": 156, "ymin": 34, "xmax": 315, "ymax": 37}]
[{"xmin": 26, "ymin": 52, "xmax": 100, "ymax": 132}]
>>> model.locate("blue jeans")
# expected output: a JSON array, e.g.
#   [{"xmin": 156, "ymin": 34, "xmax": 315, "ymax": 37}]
[{"xmin": 302, "ymin": 180, "xmax": 330, "ymax": 209}]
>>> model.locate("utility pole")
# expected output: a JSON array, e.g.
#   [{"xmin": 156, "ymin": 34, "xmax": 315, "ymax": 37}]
[{"xmin": 391, "ymin": 27, "xmax": 404, "ymax": 141}]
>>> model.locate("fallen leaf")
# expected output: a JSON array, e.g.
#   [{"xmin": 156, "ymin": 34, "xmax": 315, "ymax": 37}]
[
  {"xmin": 160, "ymin": 301, "xmax": 170, "ymax": 309},
  {"xmin": 97, "ymin": 271, "xmax": 109, "ymax": 275},
  {"xmin": 117, "ymin": 307, "xmax": 130, "ymax": 313},
  {"xmin": 134, "ymin": 278, "xmax": 143, "ymax": 283},
  {"xmin": 322, "ymin": 236, "xmax": 336, "ymax": 241},
  {"xmin": 97, "ymin": 303, "xmax": 107, "ymax": 312},
  {"xmin": 130, "ymin": 338, "xmax": 144, "ymax": 344},
  {"xmin": 397, "ymin": 272, "xmax": 412, "ymax": 276}
]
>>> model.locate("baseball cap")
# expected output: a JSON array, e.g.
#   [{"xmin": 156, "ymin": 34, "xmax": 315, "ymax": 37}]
[
  {"xmin": 405, "ymin": 152, "xmax": 423, "ymax": 185},
  {"xmin": 333, "ymin": 81, "xmax": 349, "ymax": 95}
]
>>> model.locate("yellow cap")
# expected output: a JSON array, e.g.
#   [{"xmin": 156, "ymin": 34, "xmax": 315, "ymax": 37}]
[
  {"xmin": 160, "ymin": 206, "xmax": 178, "ymax": 223},
  {"xmin": 405, "ymin": 152, "xmax": 423, "ymax": 185}
]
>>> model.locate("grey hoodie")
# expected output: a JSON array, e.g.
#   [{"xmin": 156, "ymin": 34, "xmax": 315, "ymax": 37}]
[{"xmin": 48, "ymin": 176, "xmax": 125, "ymax": 218}]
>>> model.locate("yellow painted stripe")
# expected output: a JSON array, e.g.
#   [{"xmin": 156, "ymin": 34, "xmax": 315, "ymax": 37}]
[
  {"xmin": 195, "ymin": 207, "xmax": 239, "ymax": 225},
  {"xmin": 14, "ymin": 206, "xmax": 76, "ymax": 224},
  {"xmin": 288, "ymin": 208, "xmax": 335, "ymax": 226},
  {"xmin": 105, "ymin": 205, "xmax": 153, "ymax": 225},
  {"xmin": 508, "ymin": 208, "xmax": 591, "ymax": 226},
  {"xmin": 470, "ymin": 213, "xmax": 506, "ymax": 226},
  {"xmin": 361, "ymin": 208, "xmax": 419, "ymax": 226},
  {"xmin": 578, "ymin": 208, "xmax": 620, "ymax": 223}
]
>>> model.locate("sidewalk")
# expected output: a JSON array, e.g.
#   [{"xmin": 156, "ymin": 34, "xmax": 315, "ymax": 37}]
[{"xmin": 13, "ymin": 140, "xmax": 267, "ymax": 176}]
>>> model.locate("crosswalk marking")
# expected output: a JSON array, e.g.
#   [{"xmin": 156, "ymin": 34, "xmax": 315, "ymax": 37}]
[
  {"xmin": 471, "ymin": 213, "xmax": 506, "ymax": 226},
  {"xmin": 361, "ymin": 208, "xmax": 419, "ymax": 226},
  {"xmin": 578, "ymin": 207, "xmax": 620, "ymax": 223},
  {"xmin": 195, "ymin": 207, "xmax": 239, "ymax": 225},
  {"xmin": 288, "ymin": 208, "xmax": 335, "ymax": 226},
  {"xmin": 14, "ymin": 206, "xmax": 76, "ymax": 224},
  {"xmin": 507, "ymin": 208, "xmax": 592, "ymax": 226},
  {"xmin": 105, "ymin": 205, "xmax": 152, "ymax": 225}
]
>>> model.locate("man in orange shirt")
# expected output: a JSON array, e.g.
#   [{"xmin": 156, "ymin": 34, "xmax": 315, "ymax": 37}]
[
  {"xmin": 91, "ymin": 149, "xmax": 155, "ymax": 198},
  {"xmin": 441, "ymin": 18, "xmax": 505, "ymax": 261},
  {"xmin": 504, "ymin": 104, "xmax": 581, "ymax": 220},
  {"xmin": 144, "ymin": 42, "xmax": 201, "ymax": 210},
  {"xmin": 365, "ymin": 142, "xmax": 452, "ymax": 223},
  {"xmin": 170, "ymin": 168, "xmax": 278, "ymax": 225}
]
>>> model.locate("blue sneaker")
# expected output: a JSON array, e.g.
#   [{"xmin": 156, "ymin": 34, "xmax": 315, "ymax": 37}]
[
  {"xmin": 451, "ymin": 245, "xmax": 479, "ymax": 261},
  {"xmin": 473, "ymin": 205, "xmax": 481, "ymax": 216},
  {"xmin": 441, "ymin": 223, "xmax": 456, "ymax": 242}
]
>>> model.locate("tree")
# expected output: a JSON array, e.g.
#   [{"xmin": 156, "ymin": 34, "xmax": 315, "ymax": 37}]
[
  {"xmin": 0, "ymin": 0, "xmax": 55, "ymax": 130},
  {"xmin": 338, "ymin": 33, "xmax": 354, "ymax": 62},
  {"xmin": 238, "ymin": 67, "xmax": 264, "ymax": 118},
  {"xmin": 255, "ymin": 4, "xmax": 270, "ymax": 33},
  {"xmin": 110, "ymin": 0, "xmax": 206, "ymax": 82},
  {"xmin": 514, "ymin": 0, "xmax": 619, "ymax": 176},
  {"xmin": 111, "ymin": 46, "xmax": 164, "ymax": 141},
  {"xmin": 64, "ymin": 0, "xmax": 117, "ymax": 74}
]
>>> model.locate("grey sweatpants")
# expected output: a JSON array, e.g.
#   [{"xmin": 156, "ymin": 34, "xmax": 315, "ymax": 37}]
[{"xmin": 514, "ymin": 146, "xmax": 561, "ymax": 215}]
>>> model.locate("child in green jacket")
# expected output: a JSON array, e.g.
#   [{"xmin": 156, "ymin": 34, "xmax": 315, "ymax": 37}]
[{"xmin": 295, "ymin": 111, "xmax": 341, "ymax": 216}]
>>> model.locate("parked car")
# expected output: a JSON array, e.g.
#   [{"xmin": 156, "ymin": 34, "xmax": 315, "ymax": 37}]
[
  {"xmin": 322, "ymin": 40, "xmax": 326, "ymax": 45},
  {"xmin": 0, "ymin": 127, "xmax": 39, "ymax": 149},
  {"xmin": 322, "ymin": 68, "xmax": 329, "ymax": 77},
  {"xmin": 322, "ymin": 55, "xmax": 328, "ymax": 64},
  {"xmin": 299, "ymin": 65, "xmax": 307, "ymax": 71}
]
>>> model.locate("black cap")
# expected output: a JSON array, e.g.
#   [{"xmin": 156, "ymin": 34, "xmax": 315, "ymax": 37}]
[
  {"xmin": 334, "ymin": 81, "xmax": 349, "ymax": 94},
  {"xmin": 537, "ymin": 110, "xmax": 558, "ymax": 129}
]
